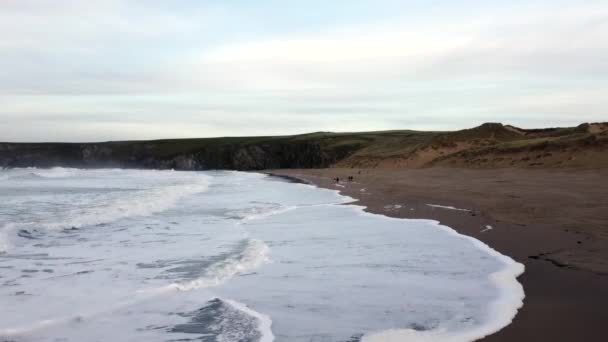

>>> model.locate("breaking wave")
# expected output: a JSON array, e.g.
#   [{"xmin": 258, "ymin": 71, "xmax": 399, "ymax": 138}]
[
  {"xmin": 152, "ymin": 239, "xmax": 270, "ymax": 293},
  {"xmin": 0, "ymin": 168, "xmax": 211, "ymax": 252},
  {"xmin": 227, "ymin": 202, "xmax": 297, "ymax": 222},
  {"xmin": 0, "ymin": 169, "xmax": 525, "ymax": 341},
  {"xmin": 170, "ymin": 298, "xmax": 274, "ymax": 342}
]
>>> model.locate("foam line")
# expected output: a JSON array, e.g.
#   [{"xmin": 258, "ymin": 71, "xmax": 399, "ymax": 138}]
[
  {"xmin": 288, "ymin": 177, "xmax": 525, "ymax": 342},
  {"xmin": 3, "ymin": 168, "xmax": 211, "ymax": 232},
  {"xmin": 161, "ymin": 239, "xmax": 270, "ymax": 292},
  {"xmin": 426, "ymin": 204, "xmax": 471, "ymax": 212},
  {"xmin": 346, "ymin": 207, "xmax": 525, "ymax": 342},
  {"xmin": 224, "ymin": 299, "xmax": 275, "ymax": 342}
]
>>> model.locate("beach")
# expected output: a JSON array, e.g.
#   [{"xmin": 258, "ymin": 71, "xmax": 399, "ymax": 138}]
[{"xmin": 270, "ymin": 167, "xmax": 608, "ymax": 341}]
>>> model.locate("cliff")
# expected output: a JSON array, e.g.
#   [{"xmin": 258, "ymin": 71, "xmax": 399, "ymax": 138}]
[
  {"xmin": 2, "ymin": 123, "xmax": 607, "ymax": 170},
  {"xmin": 0, "ymin": 134, "xmax": 363, "ymax": 170}
]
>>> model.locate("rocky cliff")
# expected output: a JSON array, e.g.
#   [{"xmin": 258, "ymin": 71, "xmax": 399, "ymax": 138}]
[
  {"xmin": 2, "ymin": 123, "xmax": 607, "ymax": 170},
  {"xmin": 0, "ymin": 136, "xmax": 361, "ymax": 170}
]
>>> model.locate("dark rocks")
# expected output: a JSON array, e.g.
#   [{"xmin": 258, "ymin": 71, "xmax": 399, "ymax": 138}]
[{"xmin": 0, "ymin": 138, "xmax": 357, "ymax": 171}]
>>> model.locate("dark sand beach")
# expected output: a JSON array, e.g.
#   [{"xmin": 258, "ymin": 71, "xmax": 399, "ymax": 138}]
[{"xmin": 270, "ymin": 168, "xmax": 608, "ymax": 341}]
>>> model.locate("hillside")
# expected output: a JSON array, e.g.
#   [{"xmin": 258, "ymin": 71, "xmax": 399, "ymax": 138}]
[
  {"xmin": 338, "ymin": 122, "xmax": 608, "ymax": 169},
  {"xmin": 1, "ymin": 122, "xmax": 607, "ymax": 170}
]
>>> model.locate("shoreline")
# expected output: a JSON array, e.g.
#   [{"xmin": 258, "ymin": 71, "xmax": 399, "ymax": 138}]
[{"xmin": 269, "ymin": 168, "xmax": 608, "ymax": 341}]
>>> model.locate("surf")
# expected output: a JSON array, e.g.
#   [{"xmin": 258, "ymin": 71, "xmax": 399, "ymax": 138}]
[{"xmin": 0, "ymin": 169, "xmax": 524, "ymax": 342}]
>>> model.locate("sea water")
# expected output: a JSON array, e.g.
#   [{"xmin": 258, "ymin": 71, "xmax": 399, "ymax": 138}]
[{"xmin": 0, "ymin": 168, "xmax": 523, "ymax": 342}]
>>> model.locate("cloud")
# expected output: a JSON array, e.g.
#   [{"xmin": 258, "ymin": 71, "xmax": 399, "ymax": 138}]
[
  {"xmin": 0, "ymin": 0, "xmax": 607, "ymax": 141},
  {"xmin": 186, "ymin": 3, "xmax": 608, "ymax": 88}
]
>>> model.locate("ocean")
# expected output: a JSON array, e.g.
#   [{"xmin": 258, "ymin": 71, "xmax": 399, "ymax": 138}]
[{"xmin": 0, "ymin": 168, "xmax": 524, "ymax": 342}]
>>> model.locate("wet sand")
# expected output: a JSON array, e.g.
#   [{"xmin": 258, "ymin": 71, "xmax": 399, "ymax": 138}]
[{"xmin": 270, "ymin": 168, "xmax": 608, "ymax": 341}]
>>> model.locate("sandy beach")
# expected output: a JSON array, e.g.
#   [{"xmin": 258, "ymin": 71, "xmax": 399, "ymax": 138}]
[{"xmin": 270, "ymin": 168, "xmax": 608, "ymax": 341}]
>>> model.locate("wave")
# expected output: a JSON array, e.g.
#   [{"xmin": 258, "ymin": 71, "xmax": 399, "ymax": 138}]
[
  {"xmin": 293, "ymin": 180, "xmax": 525, "ymax": 341},
  {"xmin": 0, "ymin": 168, "xmax": 211, "ymax": 252},
  {"xmin": 1, "ymin": 169, "xmax": 525, "ymax": 341},
  {"xmin": 228, "ymin": 202, "xmax": 297, "ymax": 222},
  {"xmin": 0, "ymin": 229, "xmax": 9, "ymax": 254},
  {"xmin": 157, "ymin": 239, "xmax": 270, "ymax": 293},
  {"xmin": 1, "ymin": 167, "xmax": 79, "ymax": 181},
  {"xmin": 49, "ymin": 181, "xmax": 210, "ymax": 230},
  {"xmin": 0, "ymin": 239, "xmax": 271, "ymax": 340},
  {"xmin": 5, "ymin": 172, "xmax": 46, "ymax": 180},
  {"xmin": 170, "ymin": 298, "xmax": 274, "ymax": 342},
  {"xmin": 0, "ymin": 316, "xmax": 77, "ymax": 338},
  {"xmin": 223, "ymin": 299, "xmax": 275, "ymax": 342},
  {"xmin": 336, "ymin": 206, "xmax": 525, "ymax": 342},
  {"xmin": 362, "ymin": 254, "xmax": 523, "ymax": 342}
]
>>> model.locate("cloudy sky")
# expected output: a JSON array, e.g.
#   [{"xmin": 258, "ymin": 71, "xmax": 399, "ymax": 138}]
[{"xmin": 1, "ymin": 0, "xmax": 606, "ymax": 142}]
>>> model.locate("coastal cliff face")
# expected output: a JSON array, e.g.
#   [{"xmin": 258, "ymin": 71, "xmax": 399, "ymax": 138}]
[
  {"xmin": 2, "ymin": 122, "xmax": 607, "ymax": 170},
  {"xmin": 0, "ymin": 139, "xmax": 357, "ymax": 171}
]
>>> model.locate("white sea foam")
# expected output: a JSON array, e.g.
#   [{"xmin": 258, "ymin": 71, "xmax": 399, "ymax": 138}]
[
  {"xmin": 2, "ymin": 167, "xmax": 79, "ymax": 180},
  {"xmin": 0, "ymin": 229, "xmax": 9, "ymax": 253},
  {"xmin": 362, "ymin": 250, "xmax": 524, "ymax": 342},
  {"xmin": 384, "ymin": 204, "xmax": 403, "ymax": 211},
  {"xmin": 54, "ymin": 181, "xmax": 210, "ymax": 230},
  {"xmin": 303, "ymin": 186, "xmax": 524, "ymax": 342},
  {"xmin": 31, "ymin": 167, "xmax": 79, "ymax": 178},
  {"xmin": 353, "ymin": 212, "xmax": 524, "ymax": 342},
  {"xmin": 1, "ymin": 168, "xmax": 211, "ymax": 232},
  {"xmin": 0, "ymin": 238, "xmax": 270, "ymax": 339},
  {"xmin": 165, "ymin": 239, "xmax": 270, "ymax": 292},
  {"xmin": 224, "ymin": 298, "xmax": 275, "ymax": 342},
  {"xmin": 426, "ymin": 204, "xmax": 471, "ymax": 212},
  {"xmin": 229, "ymin": 203, "xmax": 298, "ymax": 222},
  {"xmin": 0, "ymin": 317, "xmax": 73, "ymax": 337},
  {"xmin": 0, "ymin": 169, "xmax": 525, "ymax": 342}
]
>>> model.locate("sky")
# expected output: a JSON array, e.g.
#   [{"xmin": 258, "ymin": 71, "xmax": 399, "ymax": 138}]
[{"xmin": 0, "ymin": 0, "xmax": 607, "ymax": 142}]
